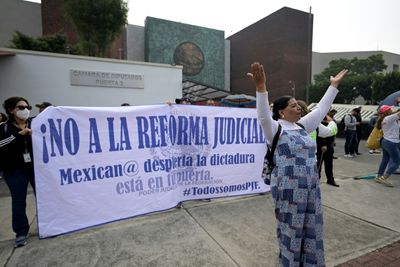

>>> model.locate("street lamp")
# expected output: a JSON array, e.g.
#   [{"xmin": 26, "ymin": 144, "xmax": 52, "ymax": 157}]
[{"xmin": 289, "ymin": 80, "xmax": 296, "ymax": 98}]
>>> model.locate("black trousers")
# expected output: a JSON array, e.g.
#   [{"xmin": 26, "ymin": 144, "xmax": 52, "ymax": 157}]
[
  {"xmin": 355, "ymin": 130, "xmax": 362, "ymax": 153},
  {"xmin": 317, "ymin": 144, "xmax": 334, "ymax": 182}
]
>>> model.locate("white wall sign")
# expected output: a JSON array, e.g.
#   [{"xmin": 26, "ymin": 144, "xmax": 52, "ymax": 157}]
[{"xmin": 70, "ymin": 69, "xmax": 144, "ymax": 89}]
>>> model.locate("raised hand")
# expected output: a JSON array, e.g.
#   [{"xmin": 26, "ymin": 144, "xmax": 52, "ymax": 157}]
[
  {"xmin": 247, "ymin": 62, "xmax": 267, "ymax": 92},
  {"xmin": 330, "ymin": 69, "xmax": 348, "ymax": 89}
]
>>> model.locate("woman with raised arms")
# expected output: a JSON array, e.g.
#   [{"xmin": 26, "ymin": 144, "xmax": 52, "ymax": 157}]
[{"xmin": 249, "ymin": 62, "xmax": 347, "ymax": 266}]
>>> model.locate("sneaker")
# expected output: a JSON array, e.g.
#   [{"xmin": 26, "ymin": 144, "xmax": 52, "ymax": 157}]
[
  {"xmin": 375, "ymin": 176, "xmax": 394, "ymax": 187},
  {"xmin": 369, "ymin": 150, "xmax": 374, "ymax": 154},
  {"xmin": 14, "ymin": 235, "xmax": 27, "ymax": 248},
  {"xmin": 375, "ymin": 175, "xmax": 383, "ymax": 182},
  {"xmin": 344, "ymin": 154, "xmax": 354, "ymax": 158}
]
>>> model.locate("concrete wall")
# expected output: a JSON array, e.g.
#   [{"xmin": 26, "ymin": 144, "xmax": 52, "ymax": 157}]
[
  {"xmin": 228, "ymin": 7, "xmax": 313, "ymax": 101},
  {"xmin": 312, "ymin": 51, "xmax": 400, "ymax": 82},
  {"xmin": 126, "ymin": 25, "xmax": 145, "ymax": 62},
  {"xmin": 0, "ymin": 0, "xmax": 42, "ymax": 47},
  {"xmin": 224, "ymin": 40, "xmax": 231, "ymax": 91},
  {"xmin": 0, "ymin": 48, "xmax": 182, "ymax": 116}
]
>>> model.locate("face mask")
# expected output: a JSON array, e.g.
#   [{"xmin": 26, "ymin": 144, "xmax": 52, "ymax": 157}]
[{"xmin": 16, "ymin": 109, "xmax": 30, "ymax": 120}]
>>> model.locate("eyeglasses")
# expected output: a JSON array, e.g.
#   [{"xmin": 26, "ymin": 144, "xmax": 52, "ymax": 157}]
[{"xmin": 16, "ymin": 105, "xmax": 32, "ymax": 111}]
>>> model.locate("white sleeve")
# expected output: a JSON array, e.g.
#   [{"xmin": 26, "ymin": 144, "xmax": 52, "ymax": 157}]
[
  {"xmin": 256, "ymin": 91, "xmax": 279, "ymax": 144},
  {"xmin": 318, "ymin": 121, "xmax": 337, "ymax": 138},
  {"xmin": 298, "ymin": 86, "xmax": 339, "ymax": 133},
  {"xmin": 383, "ymin": 112, "xmax": 400, "ymax": 124}
]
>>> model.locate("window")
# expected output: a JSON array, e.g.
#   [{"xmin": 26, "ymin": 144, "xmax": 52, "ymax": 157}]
[{"xmin": 394, "ymin": 64, "xmax": 399, "ymax": 72}]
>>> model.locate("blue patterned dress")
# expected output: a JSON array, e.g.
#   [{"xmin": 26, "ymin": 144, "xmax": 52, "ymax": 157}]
[{"xmin": 271, "ymin": 128, "xmax": 325, "ymax": 267}]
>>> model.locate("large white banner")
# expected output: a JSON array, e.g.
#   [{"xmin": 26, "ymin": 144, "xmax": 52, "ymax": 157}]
[{"xmin": 32, "ymin": 104, "xmax": 269, "ymax": 238}]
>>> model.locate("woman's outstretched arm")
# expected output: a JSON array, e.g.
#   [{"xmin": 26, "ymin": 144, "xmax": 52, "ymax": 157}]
[
  {"xmin": 248, "ymin": 62, "xmax": 279, "ymax": 144},
  {"xmin": 299, "ymin": 69, "xmax": 348, "ymax": 132}
]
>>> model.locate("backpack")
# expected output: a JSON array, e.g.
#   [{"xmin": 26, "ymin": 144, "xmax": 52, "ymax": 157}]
[
  {"xmin": 340, "ymin": 114, "xmax": 352, "ymax": 131},
  {"xmin": 261, "ymin": 123, "xmax": 304, "ymax": 185}
]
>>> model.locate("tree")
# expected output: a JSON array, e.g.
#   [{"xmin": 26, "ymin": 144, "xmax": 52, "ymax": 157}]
[
  {"xmin": 11, "ymin": 31, "xmax": 70, "ymax": 54},
  {"xmin": 63, "ymin": 0, "xmax": 128, "ymax": 57},
  {"xmin": 309, "ymin": 54, "xmax": 387, "ymax": 104},
  {"xmin": 372, "ymin": 71, "xmax": 400, "ymax": 103}
]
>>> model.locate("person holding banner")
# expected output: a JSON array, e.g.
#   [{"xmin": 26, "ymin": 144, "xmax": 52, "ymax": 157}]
[
  {"xmin": 0, "ymin": 97, "xmax": 35, "ymax": 248},
  {"xmin": 249, "ymin": 62, "xmax": 347, "ymax": 266}
]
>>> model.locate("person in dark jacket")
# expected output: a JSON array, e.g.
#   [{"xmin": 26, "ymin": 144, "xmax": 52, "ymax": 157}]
[
  {"xmin": 354, "ymin": 106, "xmax": 363, "ymax": 155},
  {"xmin": 317, "ymin": 113, "xmax": 339, "ymax": 186},
  {"xmin": 0, "ymin": 97, "xmax": 35, "ymax": 248}
]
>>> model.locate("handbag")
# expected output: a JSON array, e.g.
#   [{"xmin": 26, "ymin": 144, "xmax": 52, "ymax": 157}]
[{"xmin": 366, "ymin": 127, "xmax": 383, "ymax": 150}]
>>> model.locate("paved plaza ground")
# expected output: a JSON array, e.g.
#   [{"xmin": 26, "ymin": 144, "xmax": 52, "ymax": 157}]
[{"xmin": 1, "ymin": 138, "xmax": 400, "ymax": 266}]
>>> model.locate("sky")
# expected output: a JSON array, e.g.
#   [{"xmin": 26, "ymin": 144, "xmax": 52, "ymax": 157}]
[
  {"xmin": 126, "ymin": 0, "xmax": 400, "ymax": 54},
  {"xmin": 28, "ymin": 0, "xmax": 400, "ymax": 54}
]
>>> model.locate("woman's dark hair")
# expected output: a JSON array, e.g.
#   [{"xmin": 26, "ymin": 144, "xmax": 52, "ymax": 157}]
[
  {"xmin": 272, "ymin": 95, "xmax": 293, "ymax": 120},
  {"xmin": 376, "ymin": 110, "xmax": 392, "ymax": 129},
  {"xmin": 2, "ymin": 96, "xmax": 30, "ymax": 122},
  {"xmin": 296, "ymin": 100, "xmax": 309, "ymax": 117}
]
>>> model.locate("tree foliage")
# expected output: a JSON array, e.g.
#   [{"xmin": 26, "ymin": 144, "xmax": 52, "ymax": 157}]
[
  {"xmin": 309, "ymin": 54, "xmax": 389, "ymax": 104},
  {"xmin": 372, "ymin": 71, "xmax": 400, "ymax": 102},
  {"xmin": 11, "ymin": 31, "xmax": 70, "ymax": 53},
  {"xmin": 63, "ymin": 0, "xmax": 128, "ymax": 57}
]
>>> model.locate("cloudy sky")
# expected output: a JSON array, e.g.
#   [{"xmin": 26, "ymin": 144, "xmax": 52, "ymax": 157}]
[
  {"xmin": 27, "ymin": 0, "xmax": 400, "ymax": 54},
  {"xmin": 127, "ymin": 0, "xmax": 400, "ymax": 54}
]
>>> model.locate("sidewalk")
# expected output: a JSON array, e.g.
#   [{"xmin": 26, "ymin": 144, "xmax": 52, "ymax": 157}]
[
  {"xmin": 337, "ymin": 239, "xmax": 400, "ymax": 266},
  {"xmin": 1, "ymin": 138, "xmax": 400, "ymax": 267}
]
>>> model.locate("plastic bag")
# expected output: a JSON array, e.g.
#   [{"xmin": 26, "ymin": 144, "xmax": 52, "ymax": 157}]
[{"xmin": 366, "ymin": 127, "xmax": 383, "ymax": 150}]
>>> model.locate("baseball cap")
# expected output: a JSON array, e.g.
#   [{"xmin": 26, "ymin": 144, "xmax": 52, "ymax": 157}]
[
  {"xmin": 36, "ymin": 102, "xmax": 52, "ymax": 109},
  {"xmin": 379, "ymin": 105, "xmax": 393, "ymax": 114}
]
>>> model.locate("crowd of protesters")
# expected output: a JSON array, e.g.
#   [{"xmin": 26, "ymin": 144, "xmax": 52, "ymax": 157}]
[{"xmin": 1, "ymin": 88, "xmax": 399, "ymax": 260}]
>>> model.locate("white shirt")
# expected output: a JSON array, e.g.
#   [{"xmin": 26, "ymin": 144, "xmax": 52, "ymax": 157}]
[
  {"xmin": 257, "ymin": 86, "xmax": 339, "ymax": 144},
  {"xmin": 382, "ymin": 112, "xmax": 400, "ymax": 143}
]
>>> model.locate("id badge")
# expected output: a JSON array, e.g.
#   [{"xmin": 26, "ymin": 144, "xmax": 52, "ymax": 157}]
[{"xmin": 23, "ymin": 152, "xmax": 32, "ymax": 163}]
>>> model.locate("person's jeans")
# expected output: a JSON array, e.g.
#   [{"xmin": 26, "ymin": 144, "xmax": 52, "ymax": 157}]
[
  {"xmin": 378, "ymin": 138, "xmax": 400, "ymax": 176},
  {"xmin": 344, "ymin": 130, "xmax": 357, "ymax": 155},
  {"xmin": 3, "ymin": 167, "xmax": 35, "ymax": 237}
]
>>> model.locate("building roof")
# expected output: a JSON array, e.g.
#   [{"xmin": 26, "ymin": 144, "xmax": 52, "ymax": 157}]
[
  {"xmin": 308, "ymin": 103, "xmax": 378, "ymax": 123},
  {"xmin": 182, "ymin": 79, "xmax": 231, "ymax": 102}
]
